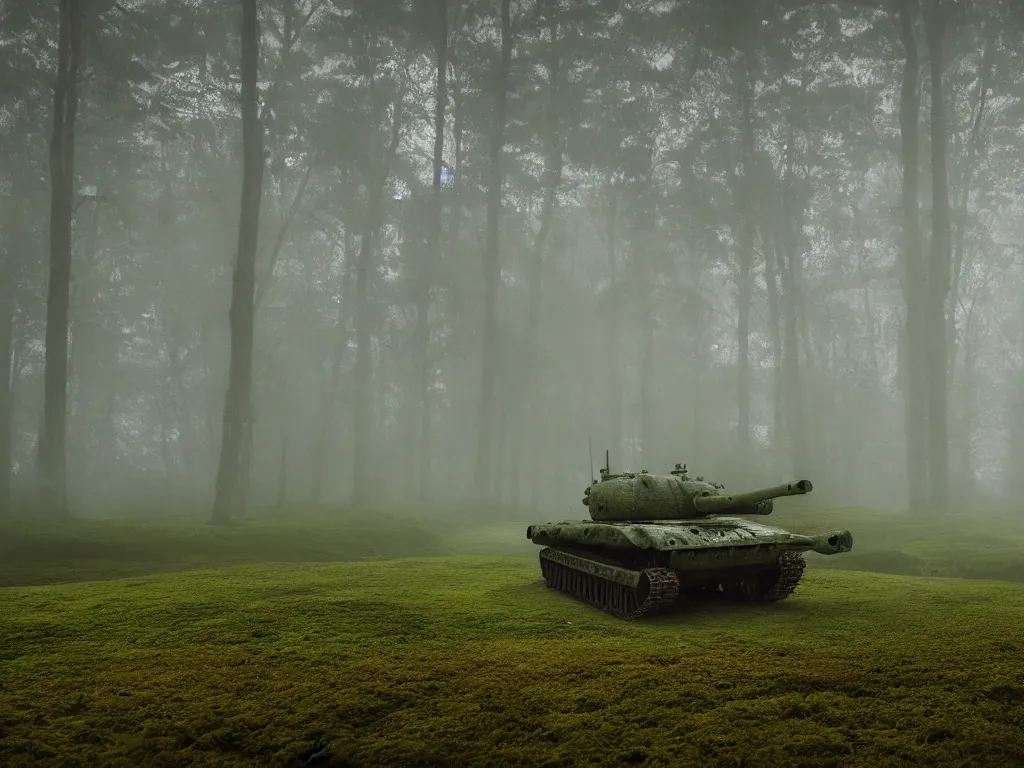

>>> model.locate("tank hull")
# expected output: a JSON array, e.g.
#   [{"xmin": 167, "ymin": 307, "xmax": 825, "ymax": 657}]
[
  {"xmin": 527, "ymin": 518, "xmax": 853, "ymax": 559},
  {"xmin": 527, "ymin": 518, "xmax": 852, "ymax": 620}
]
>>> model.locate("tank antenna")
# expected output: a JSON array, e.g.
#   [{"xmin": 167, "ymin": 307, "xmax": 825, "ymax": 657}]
[
  {"xmin": 605, "ymin": 449, "xmax": 610, "ymax": 475},
  {"xmin": 589, "ymin": 437, "xmax": 595, "ymax": 484}
]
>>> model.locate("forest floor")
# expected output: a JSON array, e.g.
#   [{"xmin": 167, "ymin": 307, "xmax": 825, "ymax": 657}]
[{"xmin": 2, "ymin": 508, "xmax": 1024, "ymax": 766}]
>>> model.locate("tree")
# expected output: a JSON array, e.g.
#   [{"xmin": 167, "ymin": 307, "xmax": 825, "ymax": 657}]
[
  {"xmin": 733, "ymin": 12, "xmax": 759, "ymax": 472},
  {"xmin": 3, "ymin": 0, "xmax": 1022, "ymax": 517},
  {"xmin": 475, "ymin": 0, "xmax": 513, "ymax": 500},
  {"xmin": 413, "ymin": 0, "xmax": 449, "ymax": 499},
  {"xmin": 897, "ymin": 0, "xmax": 929, "ymax": 512},
  {"xmin": 39, "ymin": 0, "xmax": 82, "ymax": 517},
  {"xmin": 924, "ymin": 2, "xmax": 952, "ymax": 512},
  {"xmin": 0, "ymin": 254, "xmax": 12, "ymax": 516},
  {"xmin": 508, "ymin": 0, "xmax": 566, "ymax": 507},
  {"xmin": 211, "ymin": 0, "xmax": 266, "ymax": 524}
]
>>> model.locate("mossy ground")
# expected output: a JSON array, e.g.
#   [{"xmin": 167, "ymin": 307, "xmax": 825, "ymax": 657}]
[{"xmin": 2, "ymin": 510, "xmax": 1024, "ymax": 766}]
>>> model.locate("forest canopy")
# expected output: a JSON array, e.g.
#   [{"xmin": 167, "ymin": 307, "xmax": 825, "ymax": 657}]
[{"xmin": 0, "ymin": 0, "xmax": 1022, "ymax": 519}]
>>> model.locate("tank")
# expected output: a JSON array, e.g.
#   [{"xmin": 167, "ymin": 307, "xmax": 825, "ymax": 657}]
[{"xmin": 527, "ymin": 457, "xmax": 853, "ymax": 620}]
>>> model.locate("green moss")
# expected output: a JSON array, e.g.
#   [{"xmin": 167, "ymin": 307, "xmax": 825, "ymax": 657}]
[
  {"xmin": 3, "ymin": 555, "xmax": 1024, "ymax": 767},
  {"xmin": 2, "ymin": 507, "xmax": 1023, "ymax": 764}
]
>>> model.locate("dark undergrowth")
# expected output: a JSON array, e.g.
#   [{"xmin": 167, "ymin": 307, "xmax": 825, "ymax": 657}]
[{"xmin": 0, "ymin": 510, "xmax": 452, "ymax": 587}]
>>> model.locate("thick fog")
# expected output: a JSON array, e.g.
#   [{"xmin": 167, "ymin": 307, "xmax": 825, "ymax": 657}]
[{"xmin": 1, "ymin": 0, "xmax": 1023, "ymax": 519}]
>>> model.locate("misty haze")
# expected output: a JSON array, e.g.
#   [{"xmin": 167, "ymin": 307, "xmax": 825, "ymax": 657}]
[{"xmin": 2, "ymin": 0, "xmax": 1024, "ymax": 766}]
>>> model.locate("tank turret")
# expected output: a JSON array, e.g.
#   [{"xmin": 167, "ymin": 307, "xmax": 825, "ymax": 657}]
[
  {"xmin": 583, "ymin": 462, "xmax": 813, "ymax": 522},
  {"xmin": 528, "ymin": 455, "xmax": 853, "ymax": 620}
]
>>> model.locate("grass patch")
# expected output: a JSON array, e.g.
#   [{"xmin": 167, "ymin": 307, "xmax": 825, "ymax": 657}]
[{"xmin": 3, "ymin": 555, "xmax": 1024, "ymax": 766}]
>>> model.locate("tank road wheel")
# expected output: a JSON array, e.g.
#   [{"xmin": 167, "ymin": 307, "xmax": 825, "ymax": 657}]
[
  {"xmin": 538, "ymin": 551, "xmax": 679, "ymax": 620},
  {"xmin": 722, "ymin": 551, "xmax": 807, "ymax": 603}
]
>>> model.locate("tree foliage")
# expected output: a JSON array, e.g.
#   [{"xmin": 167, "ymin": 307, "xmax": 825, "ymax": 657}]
[{"xmin": 2, "ymin": 0, "xmax": 1023, "ymax": 516}]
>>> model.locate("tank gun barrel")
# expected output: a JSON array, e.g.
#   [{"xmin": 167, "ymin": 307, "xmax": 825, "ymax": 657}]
[
  {"xmin": 809, "ymin": 529, "xmax": 854, "ymax": 555},
  {"xmin": 691, "ymin": 480, "xmax": 813, "ymax": 515}
]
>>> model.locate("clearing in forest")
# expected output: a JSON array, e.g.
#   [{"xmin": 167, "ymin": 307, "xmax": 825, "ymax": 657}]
[{"xmin": 2, "ymin": 542, "xmax": 1024, "ymax": 767}]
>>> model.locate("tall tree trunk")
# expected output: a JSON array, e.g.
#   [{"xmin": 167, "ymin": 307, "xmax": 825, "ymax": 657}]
[
  {"xmin": 735, "ymin": 53, "xmax": 756, "ymax": 471},
  {"xmin": 631, "ymin": 164, "xmax": 657, "ymax": 470},
  {"xmin": 763, "ymin": 226, "xmax": 785, "ymax": 464},
  {"xmin": 689, "ymin": 266, "xmax": 709, "ymax": 461},
  {"xmin": 776, "ymin": 126, "xmax": 810, "ymax": 476},
  {"xmin": 40, "ymin": 0, "xmax": 82, "ymax": 517},
  {"xmin": 514, "ymin": 7, "xmax": 562, "ymax": 507},
  {"xmin": 897, "ymin": 0, "xmax": 929, "ymax": 512},
  {"xmin": 947, "ymin": 25, "xmax": 993, "ymax": 496},
  {"xmin": 276, "ymin": 382, "xmax": 289, "ymax": 507},
  {"xmin": 1008, "ymin": 382, "xmax": 1024, "ymax": 501},
  {"xmin": 639, "ymin": 304, "xmax": 655, "ymax": 470},
  {"xmin": 956, "ymin": 307, "xmax": 978, "ymax": 503},
  {"xmin": 494, "ymin": 372, "xmax": 509, "ymax": 504},
  {"xmin": 415, "ymin": 0, "xmax": 448, "ymax": 501},
  {"xmin": 234, "ymin": 0, "xmax": 313, "ymax": 513},
  {"xmin": 790, "ymin": 214, "xmax": 822, "ymax": 472},
  {"xmin": 241, "ymin": 157, "xmax": 314, "ymax": 506},
  {"xmin": 0, "ymin": 289, "xmax": 12, "ymax": 516},
  {"xmin": 475, "ymin": 0, "xmax": 512, "ymax": 500},
  {"xmin": 164, "ymin": 326, "xmax": 193, "ymax": 478},
  {"xmin": 351, "ymin": 222, "xmax": 377, "ymax": 507},
  {"xmin": 449, "ymin": 46, "xmax": 465, "ymax": 257},
  {"xmin": 1007, "ymin": 299, "xmax": 1024, "ymax": 501},
  {"xmin": 947, "ymin": 22, "xmax": 993, "ymax": 383},
  {"xmin": 598, "ymin": 181, "xmax": 622, "ymax": 473},
  {"xmin": 159, "ymin": 367, "xmax": 173, "ymax": 479},
  {"xmin": 211, "ymin": 0, "xmax": 265, "ymax": 524},
  {"xmin": 855, "ymin": 215, "xmax": 881, "ymax": 385},
  {"xmin": 605, "ymin": 179, "xmax": 623, "ymax": 468},
  {"xmin": 448, "ymin": 49, "xmax": 468, "ymax": 491},
  {"xmin": 311, "ymin": 235, "xmax": 352, "ymax": 504},
  {"xmin": 925, "ymin": 4, "xmax": 951, "ymax": 512},
  {"xmin": 352, "ymin": 92, "xmax": 403, "ymax": 506}
]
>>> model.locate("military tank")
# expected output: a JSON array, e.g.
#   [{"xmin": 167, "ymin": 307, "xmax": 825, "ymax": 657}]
[{"xmin": 527, "ymin": 456, "xmax": 852, "ymax": 620}]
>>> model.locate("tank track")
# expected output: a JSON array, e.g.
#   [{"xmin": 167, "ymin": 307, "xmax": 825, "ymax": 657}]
[
  {"xmin": 762, "ymin": 551, "xmax": 806, "ymax": 601},
  {"xmin": 539, "ymin": 550, "xmax": 679, "ymax": 620}
]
